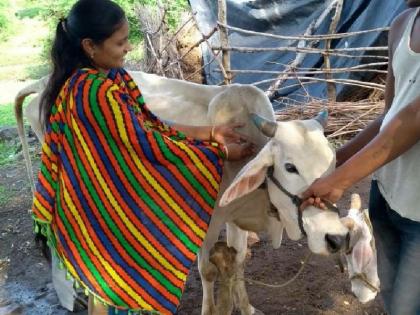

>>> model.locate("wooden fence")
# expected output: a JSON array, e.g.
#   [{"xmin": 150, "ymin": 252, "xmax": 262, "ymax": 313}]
[{"xmin": 141, "ymin": 0, "xmax": 387, "ymax": 139}]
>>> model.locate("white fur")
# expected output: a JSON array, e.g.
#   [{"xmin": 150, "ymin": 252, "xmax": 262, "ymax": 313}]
[
  {"xmin": 343, "ymin": 205, "xmax": 380, "ymax": 303},
  {"xmin": 220, "ymin": 118, "xmax": 348, "ymax": 255}
]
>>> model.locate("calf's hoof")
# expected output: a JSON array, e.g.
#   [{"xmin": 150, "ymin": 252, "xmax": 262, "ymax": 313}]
[{"xmin": 251, "ymin": 306, "xmax": 265, "ymax": 315}]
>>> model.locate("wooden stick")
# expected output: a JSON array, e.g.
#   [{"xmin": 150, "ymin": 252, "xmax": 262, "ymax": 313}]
[
  {"xmin": 265, "ymin": 61, "xmax": 388, "ymax": 70},
  {"xmin": 145, "ymin": 13, "xmax": 197, "ymax": 76},
  {"xmin": 145, "ymin": 33, "xmax": 165, "ymax": 75},
  {"xmin": 223, "ymin": 68, "xmax": 387, "ymax": 75},
  {"xmin": 325, "ymin": 0, "xmax": 343, "ymax": 102},
  {"xmin": 147, "ymin": 6, "xmax": 167, "ymax": 35},
  {"xmin": 320, "ymin": 52, "xmax": 388, "ymax": 60},
  {"xmin": 213, "ymin": 47, "xmax": 389, "ymax": 60},
  {"xmin": 185, "ymin": 50, "xmax": 222, "ymax": 81},
  {"xmin": 289, "ymin": 76, "xmax": 385, "ymax": 90},
  {"xmin": 212, "ymin": 45, "xmax": 388, "ymax": 53},
  {"xmin": 218, "ymin": 23, "xmax": 389, "ymax": 41},
  {"xmin": 189, "ymin": 11, "xmax": 230, "ymax": 83},
  {"xmin": 274, "ymin": 99, "xmax": 384, "ymax": 139},
  {"xmin": 265, "ymin": 0, "xmax": 340, "ymax": 100},
  {"xmin": 163, "ymin": 27, "xmax": 218, "ymax": 70},
  {"xmin": 253, "ymin": 76, "xmax": 385, "ymax": 91},
  {"xmin": 160, "ymin": 13, "xmax": 196, "ymax": 55},
  {"xmin": 327, "ymin": 105, "xmax": 380, "ymax": 138},
  {"xmin": 218, "ymin": 0, "xmax": 232, "ymax": 84}
]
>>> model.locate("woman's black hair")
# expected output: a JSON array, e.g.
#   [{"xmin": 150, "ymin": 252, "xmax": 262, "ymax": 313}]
[{"xmin": 39, "ymin": 0, "xmax": 126, "ymax": 130}]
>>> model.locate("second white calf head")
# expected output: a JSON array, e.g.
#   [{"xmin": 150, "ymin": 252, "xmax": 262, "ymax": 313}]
[{"xmin": 341, "ymin": 194, "xmax": 379, "ymax": 303}]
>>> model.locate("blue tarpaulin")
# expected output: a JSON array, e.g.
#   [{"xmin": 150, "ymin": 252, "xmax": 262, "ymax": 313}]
[{"xmin": 189, "ymin": 0, "xmax": 406, "ymax": 108}]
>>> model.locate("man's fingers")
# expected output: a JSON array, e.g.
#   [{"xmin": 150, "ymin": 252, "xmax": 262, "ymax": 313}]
[
  {"xmin": 299, "ymin": 197, "xmax": 315, "ymax": 211},
  {"xmin": 300, "ymin": 196, "xmax": 330, "ymax": 211},
  {"xmin": 301, "ymin": 189, "xmax": 314, "ymax": 199},
  {"xmin": 313, "ymin": 199, "xmax": 328, "ymax": 211}
]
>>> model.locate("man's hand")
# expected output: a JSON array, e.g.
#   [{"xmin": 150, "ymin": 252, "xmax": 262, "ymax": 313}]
[{"xmin": 300, "ymin": 176, "xmax": 346, "ymax": 211}]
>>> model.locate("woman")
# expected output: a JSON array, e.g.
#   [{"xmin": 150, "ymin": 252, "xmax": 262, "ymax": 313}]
[{"xmin": 33, "ymin": 0, "xmax": 254, "ymax": 314}]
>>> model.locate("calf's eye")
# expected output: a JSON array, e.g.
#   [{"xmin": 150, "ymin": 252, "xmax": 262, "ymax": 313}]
[{"xmin": 285, "ymin": 163, "xmax": 299, "ymax": 174}]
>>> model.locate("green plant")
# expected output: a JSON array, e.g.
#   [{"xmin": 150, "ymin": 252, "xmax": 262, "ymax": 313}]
[
  {"xmin": 33, "ymin": 0, "xmax": 143, "ymax": 43},
  {"xmin": 15, "ymin": 6, "xmax": 42, "ymax": 19},
  {"xmin": 0, "ymin": 99, "xmax": 32, "ymax": 127},
  {"xmin": 33, "ymin": 0, "xmax": 189, "ymax": 50},
  {"xmin": 0, "ymin": 0, "xmax": 11, "ymax": 40},
  {"xmin": 0, "ymin": 103, "xmax": 16, "ymax": 127},
  {"xmin": 0, "ymin": 141, "xmax": 19, "ymax": 166},
  {"xmin": 164, "ymin": 0, "xmax": 189, "ymax": 30}
]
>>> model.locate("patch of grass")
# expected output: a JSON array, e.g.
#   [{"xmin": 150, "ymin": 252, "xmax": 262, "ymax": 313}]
[
  {"xmin": 0, "ymin": 141, "xmax": 20, "ymax": 166},
  {"xmin": 126, "ymin": 46, "xmax": 144, "ymax": 64},
  {"xmin": 0, "ymin": 103, "xmax": 15, "ymax": 126},
  {"xmin": 0, "ymin": 98, "xmax": 32, "ymax": 127},
  {"xmin": 24, "ymin": 63, "xmax": 50, "ymax": 80},
  {"xmin": 0, "ymin": 0, "xmax": 12, "ymax": 41},
  {"xmin": 0, "ymin": 16, "xmax": 48, "ymax": 81}
]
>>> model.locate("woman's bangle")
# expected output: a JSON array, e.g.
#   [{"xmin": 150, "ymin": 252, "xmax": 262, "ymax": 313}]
[
  {"xmin": 210, "ymin": 125, "xmax": 216, "ymax": 142},
  {"xmin": 223, "ymin": 144, "xmax": 229, "ymax": 160}
]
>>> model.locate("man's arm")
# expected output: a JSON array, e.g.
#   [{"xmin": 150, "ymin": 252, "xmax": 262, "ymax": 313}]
[
  {"xmin": 300, "ymin": 9, "xmax": 417, "ymax": 207},
  {"xmin": 302, "ymin": 98, "xmax": 420, "ymax": 204},
  {"xmin": 333, "ymin": 98, "xmax": 420, "ymax": 190}
]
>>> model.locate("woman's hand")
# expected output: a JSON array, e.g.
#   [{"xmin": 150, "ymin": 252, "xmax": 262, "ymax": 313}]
[
  {"xmin": 210, "ymin": 123, "xmax": 256, "ymax": 161},
  {"xmin": 224, "ymin": 142, "xmax": 256, "ymax": 161},
  {"xmin": 300, "ymin": 175, "xmax": 347, "ymax": 210},
  {"xmin": 212, "ymin": 123, "xmax": 248, "ymax": 145}
]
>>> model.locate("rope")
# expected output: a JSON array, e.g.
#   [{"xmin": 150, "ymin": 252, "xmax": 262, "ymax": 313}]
[
  {"xmin": 237, "ymin": 252, "xmax": 312, "ymax": 288},
  {"xmin": 350, "ymin": 273, "xmax": 380, "ymax": 293}
]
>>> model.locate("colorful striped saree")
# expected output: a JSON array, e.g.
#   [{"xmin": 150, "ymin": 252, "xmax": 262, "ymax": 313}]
[{"xmin": 32, "ymin": 68, "xmax": 225, "ymax": 314}]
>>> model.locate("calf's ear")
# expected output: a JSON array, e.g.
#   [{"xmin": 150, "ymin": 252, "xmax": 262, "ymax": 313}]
[
  {"xmin": 219, "ymin": 142, "xmax": 273, "ymax": 207},
  {"xmin": 351, "ymin": 240, "xmax": 373, "ymax": 273}
]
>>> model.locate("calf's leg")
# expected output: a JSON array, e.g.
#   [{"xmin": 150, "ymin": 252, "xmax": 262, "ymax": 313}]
[
  {"xmin": 198, "ymin": 216, "xmax": 225, "ymax": 315},
  {"xmin": 209, "ymin": 242, "xmax": 237, "ymax": 315},
  {"xmin": 226, "ymin": 223, "xmax": 263, "ymax": 315}
]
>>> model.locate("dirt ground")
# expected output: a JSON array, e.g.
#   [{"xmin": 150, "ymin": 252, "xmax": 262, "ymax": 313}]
[{"xmin": 0, "ymin": 145, "xmax": 386, "ymax": 315}]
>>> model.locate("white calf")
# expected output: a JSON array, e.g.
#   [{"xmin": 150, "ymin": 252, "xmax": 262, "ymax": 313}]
[
  {"xmin": 342, "ymin": 194, "xmax": 380, "ymax": 303},
  {"xmin": 15, "ymin": 71, "xmax": 350, "ymax": 315},
  {"xmin": 220, "ymin": 112, "xmax": 349, "ymax": 255}
]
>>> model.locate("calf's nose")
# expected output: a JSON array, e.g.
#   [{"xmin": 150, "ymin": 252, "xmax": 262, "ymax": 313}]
[{"xmin": 325, "ymin": 233, "xmax": 347, "ymax": 253}]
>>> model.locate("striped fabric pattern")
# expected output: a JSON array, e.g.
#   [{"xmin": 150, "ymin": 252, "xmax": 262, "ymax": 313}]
[{"xmin": 32, "ymin": 68, "xmax": 224, "ymax": 314}]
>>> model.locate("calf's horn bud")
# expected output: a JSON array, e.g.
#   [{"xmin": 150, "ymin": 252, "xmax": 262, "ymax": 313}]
[
  {"xmin": 314, "ymin": 109, "xmax": 328, "ymax": 129},
  {"xmin": 250, "ymin": 113, "xmax": 277, "ymax": 138},
  {"xmin": 341, "ymin": 217, "xmax": 355, "ymax": 231},
  {"xmin": 350, "ymin": 193, "xmax": 362, "ymax": 211}
]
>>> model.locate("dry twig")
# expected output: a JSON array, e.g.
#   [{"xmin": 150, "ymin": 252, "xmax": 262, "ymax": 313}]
[{"xmin": 275, "ymin": 99, "xmax": 384, "ymax": 139}]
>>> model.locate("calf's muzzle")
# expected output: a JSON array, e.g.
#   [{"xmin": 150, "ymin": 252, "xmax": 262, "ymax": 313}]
[{"xmin": 325, "ymin": 232, "xmax": 350, "ymax": 253}]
